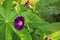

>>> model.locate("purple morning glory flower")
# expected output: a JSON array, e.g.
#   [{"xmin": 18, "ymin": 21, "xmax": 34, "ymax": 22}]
[{"xmin": 14, "ymin": 16, "xmax": 24, "ymax": 30}]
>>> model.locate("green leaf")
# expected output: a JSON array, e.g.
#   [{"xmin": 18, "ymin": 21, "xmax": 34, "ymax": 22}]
[
  {"xmin": 20, "ymin": 11, "xmax": 49, "ymax": 33},
  {"xmin": 0, "ymin": 23, "xmax": 12, "ymax": 40},
  {"xmin": 19, "ymin": 4, "xmax": 29, "ymax": 12},
  {"xmin": 0, "ymin": 24, "xmax": 6, "ymax": 40},
  {"xmin": 21, "ymin": 11, "xmax": 49, "ymax": 26},
  {"xmin": 30, "ymin": 33, "xmax": 43, "ymax": 40},
  {"xmin": 48, "ymin": 31, "xmax": 60, "ymax": 40},
  {"xmin": 33, "ymin": 28, "xmax": 44, "ymax": 40},
  {"xmin": 34, "ymin": 28, "xmax": 43, "ymax": 36},
  {"xmin": 3, "ymin": 0, "xmax": 13, "ymax": 9},
  {"xmin": 0, "ymin": 5, "xmax": 15, "ymax": 40},
  {"xmin": 39, "ymin": 22, "xmax": 60, "ymax": 35},
  {"xmin": 36, "ymin": 0, "xmax": 60, "ymax": 23},
  {"xmin": 36, "ymin": 0, "xmax": 60, "ymax": 6},
  {"xmin": 0, "ymin": 5, "xmax": 32, "ymax": 40},
  {"xmin": 0, "ymin": 5, "xmax": 7, "ymax": 19},
  {"xmin": 6, "ymin": 24, "xmax": 12, "ymax": 40},
  {"xmin": 9, "ymin": 22, "xmax": 32, "ymax": 40},
  {"xmin": 15, "ymin": 0, "xmax": 22, "ymax": 3}
]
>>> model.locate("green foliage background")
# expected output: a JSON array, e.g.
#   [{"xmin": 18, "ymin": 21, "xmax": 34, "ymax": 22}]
[{"xmin": 0, "ymin": 0, "xmax": 60, "ymax": 40}]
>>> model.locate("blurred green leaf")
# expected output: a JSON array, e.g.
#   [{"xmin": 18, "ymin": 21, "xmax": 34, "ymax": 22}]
[
  {"xmin": 21, "ymin": 11, "xmax": 49, "ymax": 26},
  {"xmin": 21, "ymin": 11, "xmax": 49, "ymax": 32},
  {"xmin": 34, "ymin": 28, "xmax": 43, "ymax": 36},
  {"xmin": 49, "ymin": 31, "xmax": 60, "ymax": 40},
  {"xmin": 3, "ymin": 0, "xmax": 16, "ymax": 9},
  {"xmin": 36, "ymin": 0, "xmax": 60, "ymax": 6},
  {"xmin": 19, "ymin": 4, "xmax": 28, "ymax": 12},
  {"xmin": 39, "ymin": 22, "xmax": 60, "ymax": 35},
  {"xmin": 15, "ymin": 0, "xmax": 22, "ymax": 3},
  {"xmin": 30, "ymin": 32, "xmax": 43, "ymax": 40},
  {"xmin": 0, "ymin": 4, "xmax": 32, "ymax": 40},
  {"xmin": 0, "ymin": 0, "xmax": 60, "ymax": 40},
  {"xmin": 9, "ymin": 22, "xmax": 32, "ymax": 40},
  {"xmin": 36, "ymin": 0, "xmax": 60, "ymax": 23}
]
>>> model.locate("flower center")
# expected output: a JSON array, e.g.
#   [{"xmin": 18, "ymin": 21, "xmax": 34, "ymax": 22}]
[{"xmin": 18, "ymin": 21, "xmax": 23, "ymax": 26}]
